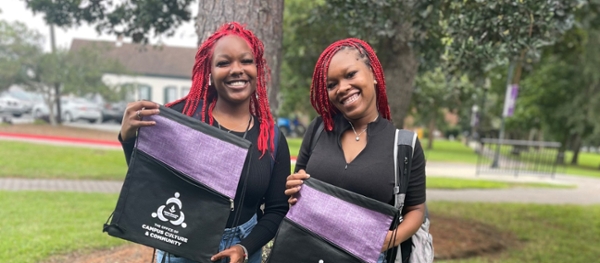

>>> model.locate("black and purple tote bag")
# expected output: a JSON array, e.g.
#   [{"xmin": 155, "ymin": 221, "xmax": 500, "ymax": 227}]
[
  {"xmin": 267, "ymin": 178, "xmax": 400, "ymax": 263},
  {"xmin": 103, "ymin": 106, "xmax": 251, "ymax": 262}
]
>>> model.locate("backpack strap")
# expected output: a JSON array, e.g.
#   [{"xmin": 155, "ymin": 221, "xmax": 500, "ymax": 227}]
[
  {"xmin": 309, "ymin": 119, "xmax": 325, "ymax": 155},
  {"xmin": 393, "ymin": 129, "xmax": 417, "ymax": 209},
  {"xmin": 270, "ymin": 125, "xmax": 280, "ymax": 172}
]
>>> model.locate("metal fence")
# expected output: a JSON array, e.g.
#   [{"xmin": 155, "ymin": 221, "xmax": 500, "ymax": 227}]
[{"xmin": 476, "ymin": 138, "xmax": 562, "ymax": 177}]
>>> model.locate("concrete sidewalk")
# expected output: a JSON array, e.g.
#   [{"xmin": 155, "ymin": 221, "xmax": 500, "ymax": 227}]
[
  {"xmin": 0, "ymin": 178, "xmax": 123, "ymax": 193},
  {"xmin": 426, "ymin": 162, "xmax": 600, "ymax": 204},
  {"xmin": 1, "ymin": 162, "xmax": 599, "ymax": 204}
]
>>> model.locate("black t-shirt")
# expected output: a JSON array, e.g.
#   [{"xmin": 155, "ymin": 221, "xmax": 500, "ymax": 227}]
[
  {"xmin": 295, "ymin": 115, "xmax": 426, "ymax": 207},
  {"xmin": 119, "ymin": 101, "xmax": 290, "ymax": 255}
]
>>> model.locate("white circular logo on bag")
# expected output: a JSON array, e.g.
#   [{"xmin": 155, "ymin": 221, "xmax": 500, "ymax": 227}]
[{"xmin": 152, "ymin": 192, "xmax": 187, "ymax": 228}]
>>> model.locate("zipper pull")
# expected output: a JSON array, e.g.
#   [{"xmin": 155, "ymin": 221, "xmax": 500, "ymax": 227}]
[{"xmin": 230, "ymin": 199, "xmax": 234, "ymax": 211}]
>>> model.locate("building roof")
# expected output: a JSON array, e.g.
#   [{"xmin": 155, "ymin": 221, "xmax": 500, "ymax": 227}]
[{"xmin": 70, "ymin": 38, "xmax": 197, "ymax": 79}]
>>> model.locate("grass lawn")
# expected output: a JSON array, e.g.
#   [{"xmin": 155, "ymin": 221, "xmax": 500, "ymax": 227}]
[
  {"xmin": 4, "ymin": 191, "xmax": 599, "ymax": 263},
  {"xmin": 423, "ymin": 139, "xmax": 600, "ymax": 178},
  {"xmin": 427, "ymin": 177, "xmax": 575, "ymax": 189},
  {"xmin": 0, "ymin": 141, "xmax": 127, "ymax": 180},
  {"xmin": 0, "ymin": 191, "xmax": 125, "ymax": 263},
  {"xmin": 287, "ymin": 138, "xmax": 302, "ymax": 157},
  {"xmin": 431, "ymin": 202, "xmax": 600, "ymax": 263},
  {"xmin": 1, "ymin": 138, "xmax": 597, "ymax": 180},
  {"xmin": 421, "ymin": 139, "xmax": 480, "ymax": 164}
]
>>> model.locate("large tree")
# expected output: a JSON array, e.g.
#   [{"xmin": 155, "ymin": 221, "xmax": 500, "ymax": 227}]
[
  {"xmin": 0, "ymin": 20, "xmax": 44, "ymax": 91},
  {"xmin": 21, "ymin": 46, "xmax": 126, "ymax": 125},
  {"xmin": 283, "ymin": 0, "xmax": 580, "ymax": 127},
  {"xmin": 24, "ymin": 0, "xmax": 285, "ymax": 114},
  {"xmin": 412, "ymin": 67, "xmax": 474, "ymax": 149},
  {"xmin": 196, "ymin": 0, "xmax": 284, "ymax": 115}
]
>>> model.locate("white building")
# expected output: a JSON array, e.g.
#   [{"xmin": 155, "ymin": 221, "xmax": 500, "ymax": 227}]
[{"xmin": 70, "ymin": 39, "xmax": 196, "ymax": 104}]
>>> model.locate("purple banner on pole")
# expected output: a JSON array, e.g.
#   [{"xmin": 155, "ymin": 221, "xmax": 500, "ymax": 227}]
[{"xmin": 502, "ymin": 84, "xmax": 519, "ymax": 117}]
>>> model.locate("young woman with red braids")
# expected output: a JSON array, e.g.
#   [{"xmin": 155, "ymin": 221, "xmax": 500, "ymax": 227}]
[
  {"xmin": 285, "ymin": 38, "xmax": 427, "ymax": 263},
  {"xmin": 118, "ymin": 22, "xmax": 290, "ymax": 263}
]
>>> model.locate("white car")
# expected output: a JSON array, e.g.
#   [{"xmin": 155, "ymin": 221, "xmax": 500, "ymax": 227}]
[
  {"xmin": 0, "ymin": 95, "xmax": 27, "ymax": 117},
  {"xmin": 33, "ymin": 97, "xmax": 102, "ymax": 123}
]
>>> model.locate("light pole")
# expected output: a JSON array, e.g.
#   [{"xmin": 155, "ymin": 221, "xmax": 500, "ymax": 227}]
[
  {"xmin": 491, "ymin": 61, "xmax": 516, "ymax": 168},
  {"xmin": 470, "ymin": 104, "xmax": 479, "ymax": 142}
]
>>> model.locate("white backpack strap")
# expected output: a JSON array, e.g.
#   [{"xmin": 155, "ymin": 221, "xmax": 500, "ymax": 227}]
[
  {"xmin": 393, "ymin": 129, "xmax": 418, "ymax": 263},
  {"xmin": 393, "ymin": 129, "xmax": 400, "ymax": 197}
]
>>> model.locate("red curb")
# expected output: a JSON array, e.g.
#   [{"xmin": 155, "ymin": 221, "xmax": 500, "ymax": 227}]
[
  {"xmin": 0, "ymin": 132, "xmax": 300, "ymax": 160},
  {"xmin": 0, "ymin": 132, "xmax": 121, "ymax": 147}
]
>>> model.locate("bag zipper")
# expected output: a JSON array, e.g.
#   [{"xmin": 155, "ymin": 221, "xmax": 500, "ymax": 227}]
[
  {"xmin": 142, "ymin": 151, "xmax": 231, "ymax": 203},
  {"xmin": 284, "ymin": 219, "xmax": 365, "ymax": 262}
]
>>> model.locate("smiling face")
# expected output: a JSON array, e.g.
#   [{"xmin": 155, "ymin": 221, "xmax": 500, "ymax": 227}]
[
  {"xmin": 326, "ymin": 48, "xmax": 379, "ymax": 121},
  {"xmin": 210, "ymin": 35, "xmax": 258, "ymax": 106}
]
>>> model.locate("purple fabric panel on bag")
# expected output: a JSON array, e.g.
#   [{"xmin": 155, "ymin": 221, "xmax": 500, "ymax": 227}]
[
  {"xmin": 286, "ymin": 184, "xmax": 393, "ymax": 263},
  {"xmin": 136, "ymin": 114, "xmax": 248, "ymax": 199}
]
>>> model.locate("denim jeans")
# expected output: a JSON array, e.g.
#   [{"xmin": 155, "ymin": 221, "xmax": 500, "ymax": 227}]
[
  {"xmin": 156, "ymin": 215, "xmax": 261, "ymax": 263},
  {"xmin": 377, "ymin": 252, "xmax": 387, "ymax": 263}
]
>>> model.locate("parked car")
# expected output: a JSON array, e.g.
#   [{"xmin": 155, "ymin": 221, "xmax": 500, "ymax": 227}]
[
  {"xmin": 0, "ymin": 95, "xmax": 27, "ymax": 117},
  {"xmin": 4, "ymin": 89, "xmax": 40, "ymax": 114},
  {"xmin": 277, "ymin": 117, "xmax": 306, "ymax": 137},
  {"xmin": 33, "ymin": 97, "xmax": 102, "ymax": 123},
  {"xmin": 100, "ymin": 101, "xmax": 127, "ymax": 123}
]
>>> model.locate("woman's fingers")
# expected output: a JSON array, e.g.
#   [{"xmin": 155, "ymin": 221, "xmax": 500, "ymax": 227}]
[
  {"xmin": 285, "ymin": 179, "xmax": 304, "ymax": 189},
  {"xmin": 120, "ymin": 101, "xmax": 160, "ymax": 140},
  {"xmin": 284, "ymin": 185, "xmax": 301, "ymax": 196},
  {"xmin": 135, "ymin": 108, "xmax": 160, "ymax": 120},
  {"xmin": 288, "ymin": 196, "xmax": 298, "ymax": 205}
]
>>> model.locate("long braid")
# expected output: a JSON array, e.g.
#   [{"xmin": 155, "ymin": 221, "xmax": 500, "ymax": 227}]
[
  {"xmin": 310, "ymin": 38, "xmax": 391, "ymax": 131},
  {"xmin": 166, "ymin": 22, "xmax": 274, "ymax": 157}
]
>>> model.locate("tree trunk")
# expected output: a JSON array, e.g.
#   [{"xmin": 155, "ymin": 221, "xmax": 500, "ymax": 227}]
[
  {"xmin": 196, "ymin": 0, "xmax": 284, "ymax": 115},
  {"xmin": 570, "ymin": 132, "xmax": 582, "ymax": 165},
  {"xmin": 427, "ymin": 112, "xmax": 436, "ymax": 150},
  {"xmin": 377, "ymin": 27, "xmax": 419, "ymax": 128}
]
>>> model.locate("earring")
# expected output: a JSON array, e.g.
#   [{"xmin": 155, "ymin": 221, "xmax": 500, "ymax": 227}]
[
  {"xmin": 374, "ymin": 80, "xmax": 378, "ymax": 85},
  {"xmin": 208, "ymin": 74, "xmax": 212, "ymax": 86}
]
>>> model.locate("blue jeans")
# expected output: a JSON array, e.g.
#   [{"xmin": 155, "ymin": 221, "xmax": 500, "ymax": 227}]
[
  {"xmin": 377, "ymin": 252, "xmax": 387, "ymax": 263},
  {"xmin": 156, "ymin": 215, "xmax": 261, "ymax": 263}
]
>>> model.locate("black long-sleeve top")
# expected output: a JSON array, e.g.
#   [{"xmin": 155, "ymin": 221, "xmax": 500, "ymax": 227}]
[
  {"xmin": 119, "ymin": 101, "xmax": 291, "ymax": 255},
  {"xmin": 294, "ymin": 115, "xmax": 426, "ymax": 207}
]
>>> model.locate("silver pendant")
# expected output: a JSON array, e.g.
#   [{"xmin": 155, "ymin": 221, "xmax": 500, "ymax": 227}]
[{"xmin": 355, "ymin": 136, "xmax": 360, "ymax": 141}]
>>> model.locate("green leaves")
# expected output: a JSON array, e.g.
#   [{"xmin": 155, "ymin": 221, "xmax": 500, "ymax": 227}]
[
  {"xmin": 24, "ymin": 0, "xmax": 194, "ymax": 44},
  {"xmin": 0, "ymin": 20, "xmax": 44, "ymax": 91}
]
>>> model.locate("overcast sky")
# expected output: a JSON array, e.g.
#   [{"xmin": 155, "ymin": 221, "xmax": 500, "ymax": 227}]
[{"xmin": 0, "ymin": 1, "xmax": 198, "ymax": 52}]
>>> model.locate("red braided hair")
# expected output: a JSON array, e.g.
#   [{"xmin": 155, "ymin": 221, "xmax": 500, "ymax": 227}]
[
  {"xmin": 166, "ymin": 22, "xmax": 274, "ymax": 157},
  {"xmin": 310, "ymin": 38, "xmax": 391, "ymax": 132}
]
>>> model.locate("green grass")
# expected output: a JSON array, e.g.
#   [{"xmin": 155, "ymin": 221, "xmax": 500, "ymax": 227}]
[
  {"xmin": 5, "ymin": 192, "xmax": 599, "ymax": 263},
  {"xmin": 427, "ymin": 177, "xmax": 575, "ymax": 189},
  {"xmin": 0, "ymin": 141, "xmax": 127, "ymax": 180},
  {"xmin": 287, "ymin": 138, "xmax": 302, "ymax": 157},
  {"xmin": 557, "ymin": 151, "xmax": 600, "ymax": 177},
  {"xmin": 431, "ymin": 202, "xmax": 600, "ymax": 263},
  {"xmin": 0, "ymin": 191, "xmax": 125, "ymax": 263},
  {"xmin": 421, "ymin": 139, "xmax": 480, "ymax": 164},
  {"xmin": 423, "ymin": 139, "xmax": 600, "ymax": 177}
]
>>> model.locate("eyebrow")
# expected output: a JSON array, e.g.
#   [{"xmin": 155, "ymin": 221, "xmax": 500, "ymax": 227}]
[
  {"xmin": 214, "ymin": 52, "xmax": 253, "ymax": 59},
  {"xmin": 327, "ymin": 65, "xmax": 355, "ymax": 81}
]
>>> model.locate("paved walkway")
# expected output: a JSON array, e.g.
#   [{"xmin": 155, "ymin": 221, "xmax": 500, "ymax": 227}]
[
  {"xmin": 1, "ymin": 134, "xmax": 599, "ymax": 204},
  {"xmin": 426, "ymin": 162, "xmax": 600, "ymax": 204}
]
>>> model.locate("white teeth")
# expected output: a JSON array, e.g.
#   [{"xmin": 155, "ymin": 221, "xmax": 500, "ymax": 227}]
[
  {"xmin": 228, "ymin": 81, "xmax": 246, "ymax": 87},
  {"xmin": 342, "ymin": 93, "xmax": 360, "ymax": 105}
]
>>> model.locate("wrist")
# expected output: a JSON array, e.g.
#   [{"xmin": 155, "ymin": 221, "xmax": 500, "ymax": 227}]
[{"xmin": 236, "ymin": 244, "xmax": 249, "ymax": 263}]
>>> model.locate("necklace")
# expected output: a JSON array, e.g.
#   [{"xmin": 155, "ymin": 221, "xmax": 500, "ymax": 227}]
[
  {"xmin": 348, "ymin": 115, "xmax": 379, "ymax": 141},
  {"xmin": 217, "ymin": 115, "xmax": 253, "ymax": 139}
]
